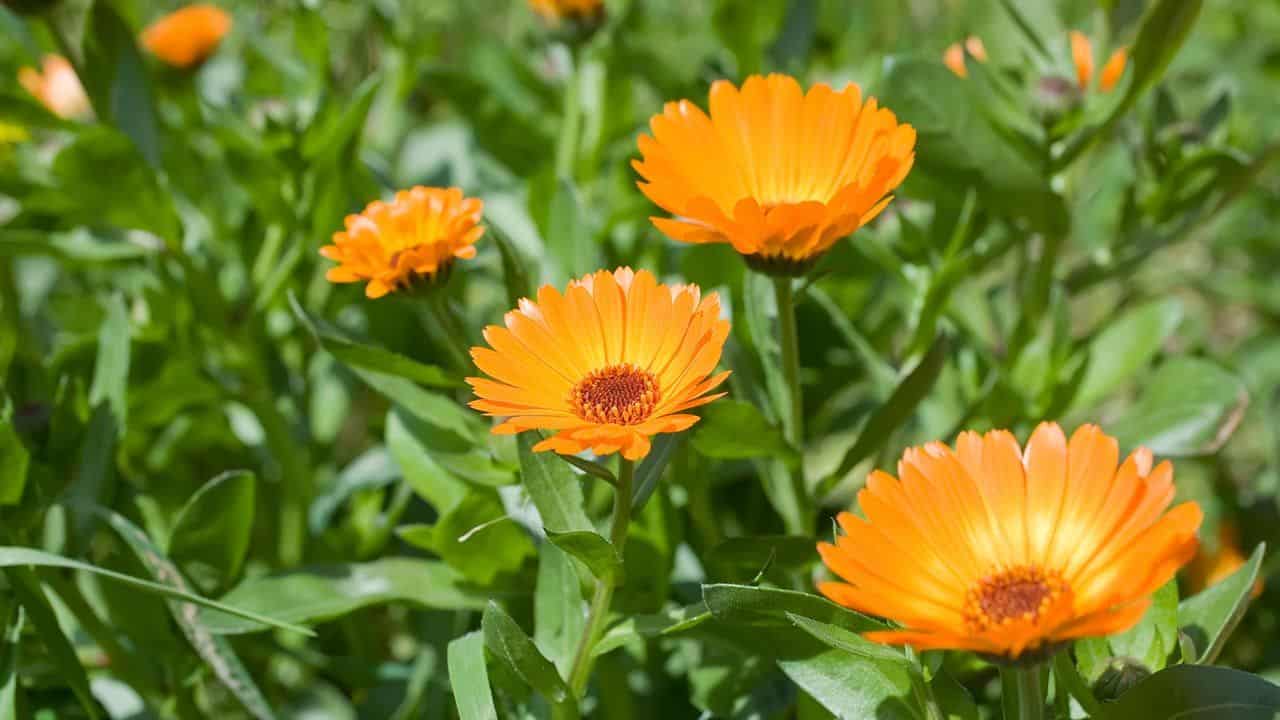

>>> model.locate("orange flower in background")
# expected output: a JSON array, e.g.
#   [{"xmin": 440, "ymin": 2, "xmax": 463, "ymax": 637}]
[
  {"xmin": 818, "ymin": 423, "xmax": 1202, "ymax": 660},
  {"xmin": 1070, "ymin": 31, "xmax": 1127, "ymax": 93},
  {"xmin": 529, "ymin": 0, "xmax": 603, "ymax": 22},
  {"xmin": 1187, "ymin": 524, "xmax": 1263, "ymax": 598},
  {"xmin": 18, "ymin": 55, "xmax": 90, "ymax": 120},
  {"xmin": 141, "ymin": 4, "xmax": 232, "ymax": 69},
  {"xmin": 469, "ymin": 268, "xmax": 730, "ymax": 461},
  {"xmin": 634, "ymin": 74, "xmax": 915, "ymax": 275},
  {"xmin": 943, "ymin": 36, "xmax": 987, "ymax": 78},
  {"xmin": 320, "ymin": 187, "xmax": 483, "ymax": 299}
]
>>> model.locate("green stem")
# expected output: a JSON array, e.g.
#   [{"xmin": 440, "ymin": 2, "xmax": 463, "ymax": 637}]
[
  {"xmin": 771, "ymin": 276, "xmax": 810, "ymax": 535},
  {"xmin": 419, "ymin": 292, "xmax": 471, "ymax": 374},
  {"xmin": 566, "ymin": 458, "xmax": 635, "ymax": 700},
  {"xmin": 555, "ymin": 48, "xmax": 582, "ymax": 180},
  {"xmin": 1002, "ymin": 665, "xmax": 1045, "ymax": 720},
  {"xmin": 1052, "ymin": 651, "xmax": 1103, "ymax": 717}
]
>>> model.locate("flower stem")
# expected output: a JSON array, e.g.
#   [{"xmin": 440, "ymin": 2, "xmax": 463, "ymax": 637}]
[
  {"xmin": 771, "ymin": 276, "xmax": 810, "ymax": 535},
  {"xmin": 1002, "ymin": 665, "xmax": 1045, "ymax": 720},
  {"xmin": 419, "ymin": 292, "xmax": 471, "ymax": 373},
  {"xmin": 566, "ymin": 457, "xmax": 635, "ymax": 700},
  {"xmin": 555, "ymin": 47, "xmax": 582, "ymax": 180}
]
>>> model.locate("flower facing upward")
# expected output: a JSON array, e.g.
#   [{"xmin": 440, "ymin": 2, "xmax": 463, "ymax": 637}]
[
  {"xmin": 141, "ymin": 4, "xmax": 232, "ymax": 69},
  {"xmin": 634, "ymin": 74, "xmax": 916, "ymax": 275},
  {"xmin": 1070, "ymin": 31, "xmax": 1127, "ymax": 93},
  {"xmin": 529, "ymin": 0, "xmax": 603, "ymax": 23},
  {"xmin": 469, "ymin": 268, "xmax": 730, "ymax": 461},
  {"xmin": 818, "ymin": 423, "xmax": 1202, "ymax": 660},
  {"xmin": 320, "ymin": 187, "xmax": 483, "ymax": 299},
  {"xmin": 18, "ymin": 55, "xmax": 90, "ymax": 120},
  {"xmin": 943, "ymin": 36, "xmax": 988, "ymax": 78}
]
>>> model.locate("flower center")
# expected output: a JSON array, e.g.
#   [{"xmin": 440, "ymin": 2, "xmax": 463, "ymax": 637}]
[
  {"xmin": 569, "ymin": 364, "xmax": 660, "ymax": 425},
  {"xmin": 964, "ymin": 566, "xmax": 1068, "ymax": 629}
]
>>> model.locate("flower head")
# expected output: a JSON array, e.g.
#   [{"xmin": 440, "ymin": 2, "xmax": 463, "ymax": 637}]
[
  {"xmin": 1070, "ymin": 31, "xmax": 1127, "ymax": 93},
  {"xmin": 529, "ymin": 0, "xmax": 603, "ymax": 23},
  {"xmin": 18, "ymin": 55, "xmax": 90, "ymax": 120},
  {"xmin": 943, "ymin": 36, "xmax": 987, "ymax": 78},
  {"xmin": 320, "ymin": 187, "xmax": 484, "ymax": 299},
  {"xmin": 141, "ymin": 4, "xmax": 232, "ymax": 69},
  {"xmin": 634, "ymin": 74, "xmax": 915, "ymax": 275},
  {"xmin": 818, "ymin": 423, "xmax": 1202, "ymax": 660},
  {"xmin": 468, "ymin": 267, "xmax": 730, "ymax": 461}
]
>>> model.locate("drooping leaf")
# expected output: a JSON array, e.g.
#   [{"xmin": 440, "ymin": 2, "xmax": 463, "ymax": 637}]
[
  {"xmin": 481, "ymin": 602, "xmax": 576, "ymax": 712},
  {"xmin": 1069, "ymin": 299, "xmax": 1184, "ymax": 413},
  {"xmin": 1179, "ymin": 543, "xmax": 1265, "ymax": 663},
  {"xmin": 546, "ymin": 530, "xmax": 621, "ymax": 582},
  {"xmin": 168, "ymin": 471, "xmax": 256, "ymax": 591},
  {"xmin": 1093, "ymin": 664, "xmax": 1280, "ymax": 719},
  {"xmin": 1112, "ymin": 357, "xmax": 1248, "ymax": 456}
]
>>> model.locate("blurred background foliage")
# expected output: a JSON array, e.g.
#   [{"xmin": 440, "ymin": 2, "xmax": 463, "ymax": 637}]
[{"xmin": 0, "ymin": 0, "xmax": 1278, "ymax": 717}]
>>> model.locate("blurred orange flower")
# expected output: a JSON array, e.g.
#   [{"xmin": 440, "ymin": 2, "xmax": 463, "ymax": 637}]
[
  {"xmin": 529, "ymin": 0, "xmax": 603, "ymax": 23},
  {"xmin": 1070, "ymin": 31, "xmax": 1127, "ymax": 93},
  {"xmin": 18, "ymin": 55, "xmax": 90, "ymax": 120},
  {"xmin": 320, "ymin": 187, "xmax": 483, "ymax": 299},
  {"xmin": 1186, "ymin": 524, "xmax": 1263, "ymax": 598},
  {"xmin": 468, "ymin": 268, "xmax": 730, "ymax": 461},
  {"xmin": 141, "ymin": 4, "xmax": 232, "ymax": 69},
  {"xmin": 943, "ymin": 36, "xmax": 987, "ymax": 78},
  {"xmin": 635, "ymin": 74, "xmax": 915, "ymax": 275},
  {"xmin": 818, "ymin": 423, "xmax": 1202, "ymax": 660}
]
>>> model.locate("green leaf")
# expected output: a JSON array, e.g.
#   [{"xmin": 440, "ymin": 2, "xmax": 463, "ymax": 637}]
[
  {"xmin": 168, "ymin": 471, "xmax": 256, "ymax": 591},
  {"xmin": 785, "ymin": 613, "xmax": 915, "ymax": 666},
  {"xmin": 517, "ymin": 434, "xmax": 592, "ymax": 534},
  {"xmin": 201, "ymin": 558, "xmax": 487, "ymax": 634},
  {"xmin": 0, "ymin": 397, "xmax": 29, "ymax": 505},
  {"xmin": 290, "ymin": 293, "xmax": 460, "ymax": 388},
  {"xmin": 546, "ymin": 530, "xmax": 621, "ymax": 581},
  {"xmin": 1069, "ymin": 299, "xmax": 1184, "ymax": 413},
  {"xmin": 0, "ymin": 599, "xmax": 20, "ymax": 719},
  {"xmin": 529, "ymin": 173, "xmax": 597, "ymax": 278},
  {"xmin": 1094, "ymin": 664, "xmax": 1280, "ymax": 719},
  {"xmin": 448, "ymin": 631, "xmax": 499, "ymax": 720},
  {"xmin": 830, "ymin": 335, "xmax": 949, "ymax": 483},
  {"xmin": 631, "ymin": 433, "xmax": 682, "ymax": 512},
  {"xmin": 103, "ymin": 512, "xmax": 277, "ymax": 719},
  {"xmin": 4, "ymin": 567, "xmax": 100, "ymax": 718},
  {"xmin": 554, "ymin": 454, "xmax": 617, "ymax": 487},
  {"xmin": 432, "ymin": 490, "xmax": 535, "ymax": 585},
  {"xmin": 534, "ymin": 543, "xmax": 587, "ymax": 674},
  {"xmin": 691, "ymin": 400, "xmax": 794, "ymax": 462},
  {"xmin": 1179, "ymin": 543, "xmax": 1265, "ymax": 663},
  {"xmin": 301, "ymin": 73, "xmax": 382, "ymax": 159},
  {"xmin": 1108, "ymin": 579, "xmax": 1180, "ymax": 673},
  {"xmin": 712, "ymin": 0, "xmax": 788, "ymax": 76},
  {"xmin": 481, "ymin": 602, "xmax": 576, "ymax": 711},
  {"xmin": 1112, "ymin": 357, "xmax": 1249, "ymax": 456},
  {"xmin": 996, "ymin": 0, "xmax": 1063, "ymax": 61},
  {"xmin": 89, "ymin": 293, "xmax": 130, "ymax": 429},
  {"xmin": 777, "ymin": 645, "xmax": 921, "ymax": 720},
  {"xmin": 706, "ymin": 535, "xmax": 817, "ymax": 573},
  {"xmin": 80, "ymin": 2, "xmax": 161, "ymax": 166},
  {"xmin": 702, "ymin": 584, "xmax": 885, "ymax": 632},
  {"xmin": 490, "ymin": 225, "xmax": 534, "ymax": 308}
]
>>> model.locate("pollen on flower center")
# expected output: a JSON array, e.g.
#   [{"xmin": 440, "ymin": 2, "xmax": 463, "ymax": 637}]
[
  {"xmin": 965, "ymin": 566, "xmax": 1068, "ymax": 629},
  {"xmin": 569, "ymin": 364, "xmax": 660, "ymax": 425}
]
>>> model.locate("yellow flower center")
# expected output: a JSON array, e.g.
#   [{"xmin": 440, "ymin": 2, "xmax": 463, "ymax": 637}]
[
  {"xmin": 569, "ymin": 364, "xmax": 660, "ymax": 425},
  {"xmin": 965, "ymin": 566, "xmax": 1068, "ymax": 629}
]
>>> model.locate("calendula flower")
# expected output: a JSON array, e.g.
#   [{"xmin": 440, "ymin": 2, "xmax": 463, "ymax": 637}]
[
  {"xmin": 141, "ymin": 4, "xmax": 232, "ymax": 69},
  {"xmin": 18, "ymin": 55, "xmax": 90, "ymax": 120},
  {"xmin": 529, "ymin": 0, "xmax": 603, "ymax": 23},
  {"xmin": 943, "ymin": 36, "xmax": 987, "ymax": 78},
  {"xmin": 635, "ymin": 74, "xmax": 915, "ymax": 276},
  {"xmin": 320, "ymin": 187, "xmax": 484, "ymax": 299},
  {"xmin": 1187, "ymin": 524, "xmax": 1263, "ymax": 598},
  {"xmin": 468, "ymin": 268, "xmax": 730, "ymax": 461},
  {"xmin": 818, "ymin": 423, "xmax": 1202, "ymax": 661},
  {"xmin": 1069, "ymin": 31, "xmax": 1127, "ymax": 93}
]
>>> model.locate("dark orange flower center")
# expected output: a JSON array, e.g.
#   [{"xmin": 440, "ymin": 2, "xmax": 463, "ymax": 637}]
[
  {"xmin": 965, "ymin": 566, "xmax": 1067, "ymax": 629},
  {"xmin": 569, "ymin": 364, "xmax": 660, "ymax": 425}
]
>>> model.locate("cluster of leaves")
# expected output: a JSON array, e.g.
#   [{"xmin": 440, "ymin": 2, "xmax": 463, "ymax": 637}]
[{"xmin": 0, "ymin": 0, "xmax": 1279, "ymax": 718}]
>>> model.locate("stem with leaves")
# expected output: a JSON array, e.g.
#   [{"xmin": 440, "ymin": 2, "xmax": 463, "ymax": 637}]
[{"xmin": 566, "ymin": 457, "xmax": 634, "ymax": 700}]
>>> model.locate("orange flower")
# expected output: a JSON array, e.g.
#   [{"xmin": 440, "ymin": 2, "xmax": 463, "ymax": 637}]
[
  {"xmin": 1070, "ymin": 31, "xmax": 1127, "ymax": 93},
  {"xmin": 943, "ymin": 36, "xmax": 987, "ymax": 78},
  {"xmin": 634, "ymin": 74, "xmax": 915, "ymax": 275},
  {"xmin": 818, "ymin": 423, "xmax": 1202, "ymax": 660},
  {"xmin": 141, "ymin": 4, "xmax": 232, "ymax": 69},
  {"xmin": 529, "ymin": 0, "xmax": 603, "ymax": 22},
  {"xmin": 468, "ymin": 268, "xmax": 730, "ymax": 461},
  {"xmin": 320, "ymin": 187, "xmax": 483, "ymax": 299},
  {"xmin": 1187, "ymin": 524, "xmax": 1263, "ymax": 598},
  {"xmin": 18, "ymin": 55, "xmax": 90, "ymax": 120}
]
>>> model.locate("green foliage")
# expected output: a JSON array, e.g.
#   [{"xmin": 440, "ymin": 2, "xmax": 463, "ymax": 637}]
[{"xmin": 0, "ymin": 0, "xmax": 1277, "ymax": 716}]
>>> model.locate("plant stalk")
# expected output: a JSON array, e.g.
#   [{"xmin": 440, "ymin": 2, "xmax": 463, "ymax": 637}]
[
  {"xmin": 566, "ymin": 458, "xmax": 635, "ymax": 700},
  {"xmin": 771, "ymin": 276, "xmax": 810, "ymax": 535},
  {"xmin": 555, "ymin": 47, "xmax": 582, "ymax": 180},
  {"xmin": 1002, "ymin": 665, "xmax": 1045, "ymax": 720},
  {"xmin": 419, "ymin": 291, "xmax": 471, "ymax": 373}
]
